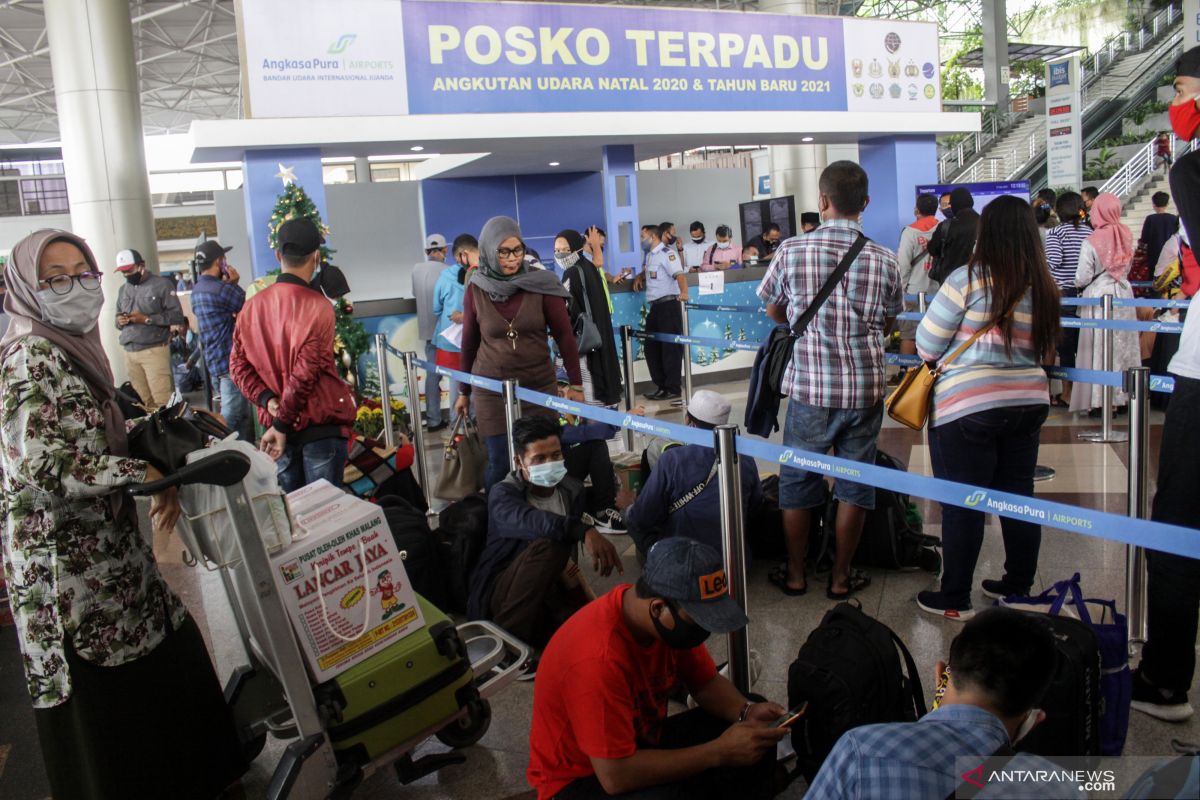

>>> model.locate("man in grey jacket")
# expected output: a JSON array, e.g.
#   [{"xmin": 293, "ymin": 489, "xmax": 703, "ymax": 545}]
[{"xmin": 115, "ymin": 248, "xmax": 185, "ymax": 409}]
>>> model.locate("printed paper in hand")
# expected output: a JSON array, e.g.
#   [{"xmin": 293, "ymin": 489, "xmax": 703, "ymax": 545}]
[
  {"xmin": 440, "ymin": 322, "xmax": 463, "ymax": 348},
  {"xmin": 699, "ymin": 272, "xmax": 725, "ymax": 296}
]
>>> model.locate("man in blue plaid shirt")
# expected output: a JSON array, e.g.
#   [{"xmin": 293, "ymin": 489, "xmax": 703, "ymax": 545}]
[
  {"xmin": 190, "ymin": 240, "xmax": 254, "ymax": 440},
  {"xmin": 757, "ymin": 161, "xmax": 901, "ymax": 600},
  {"xmin": 807, "ymin": 609, "xmax": 1084, "ymax": 799}
]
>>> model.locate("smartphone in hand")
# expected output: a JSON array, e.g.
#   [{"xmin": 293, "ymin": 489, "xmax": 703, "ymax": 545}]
[{"xmin": 770, "ymin": 702, "xmax": 809, "ymax": 729}]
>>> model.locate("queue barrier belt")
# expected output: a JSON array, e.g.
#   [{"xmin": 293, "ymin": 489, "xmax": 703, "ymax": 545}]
[
  {"xmin": 626, "ymin": 329, "xmax": 1177, "ymax": 394},
  {"xmin": 507, "ymin": 383, "xmax": 1200, "ymax": 560}
]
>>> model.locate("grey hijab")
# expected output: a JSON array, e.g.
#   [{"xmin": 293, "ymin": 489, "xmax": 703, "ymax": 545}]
[{"xmin": 470, "ymin": 216, "xmax": 570, "ymax": 303}]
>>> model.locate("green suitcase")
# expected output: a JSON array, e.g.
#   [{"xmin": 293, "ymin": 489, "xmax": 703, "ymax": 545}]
[{"xmin": 314, "ymin": 594, "xmax": 487, "ymax": 766}]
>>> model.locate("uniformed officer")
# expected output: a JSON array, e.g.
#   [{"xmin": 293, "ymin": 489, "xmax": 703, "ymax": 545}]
[{"xmin": 633, "ymin": 222, "xmax": 689, "ymax": 402}]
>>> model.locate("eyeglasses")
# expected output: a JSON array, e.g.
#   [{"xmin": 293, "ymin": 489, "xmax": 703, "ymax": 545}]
[
  {"xmin": 496, "ymin": 245, "xmax": 526, "ymax": 259},
  {"xmin": 39, "ymin": 271, "xmax": 103, "ymax": 295}
]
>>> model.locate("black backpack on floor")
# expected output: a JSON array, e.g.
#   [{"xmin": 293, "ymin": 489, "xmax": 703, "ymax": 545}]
[
  {"xmin": 787, "ymin": 600, "xmax": 926, "ymax": 781},
  {"xmin": 820, "ymin": 451, "xmax": 941, "ymax": 572},
  {"xmin": 750, "ymin": 474, "xmax": 828, "ymax": 564},
  {"xmin": 437, "ymin": 495, "xmax": 489, "ymax": 615},
  {"xmin": 377, "ymin": 495, "xmax": 444, "ymax": 608},
  {"xmin": 1016, "ymin": 613, "xmax": 1102, "ymax": 760}
]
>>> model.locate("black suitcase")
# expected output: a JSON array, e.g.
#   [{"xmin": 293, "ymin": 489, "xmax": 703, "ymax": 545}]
[
  {"xmin": 377, "ymin": 495, "xmax": 445, "ymax": 608},
  {"xmin": 1016, "ymin": 612, "xmax": 1102, "ymax": 759}
]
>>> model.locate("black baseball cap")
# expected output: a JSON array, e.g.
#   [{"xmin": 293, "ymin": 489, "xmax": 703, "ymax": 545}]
[
  {"xmin": 277, "ymin": 218, "xmax": 324, "ymax": 257},
  {"xmin": 1178, "ymin": 46, "xmax": 1200, "ymax": 79},
  {"xmin": 194, "ymin": 240, "xmax": 232, "ymax": 266},
  {"xmin": 642, "ymin": 538, "xmax": 748, "ymax": 634}
]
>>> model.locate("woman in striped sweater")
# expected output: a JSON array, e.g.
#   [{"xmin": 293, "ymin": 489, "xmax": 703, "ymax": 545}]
[
  {"xmin": 1044, "ymin": 192, "xmax": 1092, "ymax": 406},
  {"xmin": 914, "ymin": 195, "xmax": 1061, "ymax": 620}
]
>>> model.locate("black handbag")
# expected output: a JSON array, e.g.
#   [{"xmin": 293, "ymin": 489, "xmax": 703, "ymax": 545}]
[
  {"xmin": 763, "ymin": 234, "xmax": 868, "ymax": 397},
  {"xmin": 115, "ymin": 381, "xmax": 147, "ymax": 420},
  {"xmin": 127, "ymin": 401, "xmax": 207, "ymax": 474}
]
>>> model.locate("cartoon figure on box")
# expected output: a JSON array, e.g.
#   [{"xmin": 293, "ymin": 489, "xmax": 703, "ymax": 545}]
[{"xmin": 374, "ymin": 570, "xmax": 406, "ymax": 620}]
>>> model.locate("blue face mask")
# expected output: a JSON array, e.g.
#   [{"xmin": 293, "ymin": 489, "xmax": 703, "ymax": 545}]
[
  {"xmin": 641, "ymin": 239, "xmax": 652, "ymax": 253},
  {"xmin": 526, "ymin": 459, "xmax": 567, "ymax": 488}
]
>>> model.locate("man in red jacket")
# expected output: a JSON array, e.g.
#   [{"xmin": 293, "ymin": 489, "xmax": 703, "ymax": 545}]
[{"xmin": 230, "ymin": 218, "xmax": 356, "ymax": 491}]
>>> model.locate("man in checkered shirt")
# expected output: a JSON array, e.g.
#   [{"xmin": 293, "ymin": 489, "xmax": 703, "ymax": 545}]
[{"xmin": 756, "ymin": 161, "xmax": 902, "ymax": 600}]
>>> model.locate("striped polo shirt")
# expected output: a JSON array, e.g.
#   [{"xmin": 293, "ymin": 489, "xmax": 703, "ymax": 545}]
[
  {"xmin": 1043, "ymin": 221, "xmax": 1093, "ymax": 289},
  {"xmin": 916, "ymin": 265, "xmax": 1049, "ymax": 427}
]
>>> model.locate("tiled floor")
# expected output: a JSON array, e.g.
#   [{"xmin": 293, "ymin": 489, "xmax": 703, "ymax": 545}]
[{"xmin": 2, "ymin": 380, "xmax": 1197, "ymax": 799}]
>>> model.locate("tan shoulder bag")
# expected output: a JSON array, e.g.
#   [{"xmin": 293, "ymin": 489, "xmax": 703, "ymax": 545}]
[{"xmin": 885, "ymin": 318, "xmax": 1002, "ymax": 430}]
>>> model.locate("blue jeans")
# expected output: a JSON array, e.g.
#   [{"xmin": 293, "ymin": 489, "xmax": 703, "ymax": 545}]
[
  {"xmin": 424, "ymin": 341, "xmax": 443, "ymax": 427},
  {"xmin": 484, "ymin": 433, "xmax": 512, "ymax": 491},
  {"xmin": 217, "ymin": 373, "xmax": 254, "ymax": 442},
  {"xmin": 929, "ymin": 404, "xmax": 1048, "ymax": 606},
  {"xmin": 276, "ymin": 436, "xmax": 348, "ymax": 493},
  {"xmin": 779, "ymin": 400, "xmax": 883, "ymax": 511}
]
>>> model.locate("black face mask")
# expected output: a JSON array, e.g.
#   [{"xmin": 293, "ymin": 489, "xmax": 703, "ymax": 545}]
[
  {"xmin": 651, "ymin": 601, "xmax": 711, "ymax": 650},
  {"xmin": 942, "ymin": 207, "xmax": 955, "ymax": 220},
  {"xmin": 124, "ymin": 270, "xmax": 144, "ymax": 285}
]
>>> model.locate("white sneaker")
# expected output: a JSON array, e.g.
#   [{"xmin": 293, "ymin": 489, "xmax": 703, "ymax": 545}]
[{"xmin": 593, "ymin": 508, "xmax": 628, "ymax": 534}]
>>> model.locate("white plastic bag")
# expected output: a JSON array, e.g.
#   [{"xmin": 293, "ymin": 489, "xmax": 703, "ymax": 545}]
[{"xmin": 179, "ymin": 437, "xmax": 291, "ymax": 568}]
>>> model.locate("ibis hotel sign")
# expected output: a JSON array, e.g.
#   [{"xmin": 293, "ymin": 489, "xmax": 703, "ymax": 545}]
[{"xmin": 239, "ymin": 0, "xmax": 942, "ymax": 117}]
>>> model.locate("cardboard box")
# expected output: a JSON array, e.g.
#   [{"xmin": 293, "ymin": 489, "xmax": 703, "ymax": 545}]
[
  {"xmin": 285, "ymin": 478, "xmax": 346, "ymax": 521},
  {"xmin": 612, "ymin": 452, "xmax": 644, "ymax": 496},
  {"xmin": 271, "ymin": 488, "xmax": 424, "ymax": 682}
]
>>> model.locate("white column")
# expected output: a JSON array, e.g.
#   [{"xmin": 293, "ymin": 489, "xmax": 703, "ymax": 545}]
[
  {"xmin": 355, "ymin": 156, "xmax": 371, "ymax": 183},
  {"xmin": 44, "ymin": 0, "xmax": 157, "ymax": 382},
  {"xmin": 759, "ymin": 0, "xmax": 827, "ymax": 222}
]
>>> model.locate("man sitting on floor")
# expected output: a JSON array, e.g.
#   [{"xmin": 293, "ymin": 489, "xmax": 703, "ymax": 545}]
[
  {"xmin": 527, "ymin": 537, "xmax": 789, "ymax": 800},
  {"xmin": 807, "ymin": 607, "xmax": 1084, "ymax": 799},
  {"xmin": 625, "ymin": 390, "xmax": 761, "ymax": 557},
  {"xmin": 468, "ymin": 416, "xmax": 623, "ymax": 656}
]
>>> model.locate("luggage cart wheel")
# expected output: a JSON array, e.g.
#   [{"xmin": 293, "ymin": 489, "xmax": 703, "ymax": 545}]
[{"xmin": 435, "ymin": 698, "xmax": 492, "ymax": 749}]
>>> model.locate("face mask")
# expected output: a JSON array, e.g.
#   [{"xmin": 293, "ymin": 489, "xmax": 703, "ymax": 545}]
[
  {"xmin": 124, "ymin": 270, "xmax": 143, "ymax": 285},
  {"xmin": 526, "ymin": 459, "xmax": 567, "ymax": 487},
  {"xmin": 716, "ymin": 241, "xmax": 732, "ymax": 249},
  {"xmin": 691, "ymin": 235, "xmax": 704, "ymax": 243},
  {"xmin": 943, "ymin": 207, "xmax": 955, "ymax": 220},
  {"xmin": 641, "ymin": 239, "xmax": 652, "ymax": 253},
  {"xmin": 651, "ymin": 602, "xmax": 711, "ymax": 650},
  {"xmin": 554, "ymin": 250, "xmax": 581, "ymax": 270},
  {"xmin": 663, "ymin": 233, "xmax": 674, "ymax": 245},
  {"xmin": 1169, "ymin": 97, "xmax": 1200, "ymax": 141},
  {"xmin": 37, "ymin": 286, "xmax": 104, "ymax": 335},
  {"xmin": 1013, "ymin": 708, "xmax": 1040, "ymax": 743}
]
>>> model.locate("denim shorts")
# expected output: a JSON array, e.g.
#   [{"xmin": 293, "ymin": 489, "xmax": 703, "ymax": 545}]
[{"xmin": 779, "ymin": 400, "xmax": 884, "ymax": 511}]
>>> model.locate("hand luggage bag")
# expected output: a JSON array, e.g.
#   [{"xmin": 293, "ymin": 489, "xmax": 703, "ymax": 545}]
[{"xmin": 315, "ymin": 594, "xmax": 488, "ymax": 766}]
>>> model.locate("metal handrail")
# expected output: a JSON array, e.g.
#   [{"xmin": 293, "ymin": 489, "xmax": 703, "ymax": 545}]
[
  {"xmin": 1083, "ymin": 3, "xmax": 1179, "ymax": 89},
  {"xmin": 1099, "ymin": 134, "xmax": 1198, "ymax": 201}
]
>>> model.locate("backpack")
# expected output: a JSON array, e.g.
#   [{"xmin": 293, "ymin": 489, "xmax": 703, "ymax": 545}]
[
  {"xmin": 751, "ymin": 474, "xmax": 828, "ymax": 564},
  {"xmin": 1013, "ymin": 612, "xmax": 1102, "ymax": 759},
  {"xmin": 819, "ymin": 451, "xmax": 941, "ymax": 572},
  {"xmin": 437, "ymin": 495, "xmax": 489, "ymax": 614},
  {"xmin": 376, "ymin": 495, "xmax": 444, "ymax": 608},
  {"xmin": 787, "ymin": 599, "xmax": 926, "ymax": 781}
]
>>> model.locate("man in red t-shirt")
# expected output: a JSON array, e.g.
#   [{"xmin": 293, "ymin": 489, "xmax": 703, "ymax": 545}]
[{"xmin": 527, "ymin": 538, "xmax": 789, "ymax": 799}]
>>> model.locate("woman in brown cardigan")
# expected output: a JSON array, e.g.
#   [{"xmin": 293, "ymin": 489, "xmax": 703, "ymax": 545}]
[{"xmin": 454, "ymin": 216, "xmax": 583, "ymax": 488}]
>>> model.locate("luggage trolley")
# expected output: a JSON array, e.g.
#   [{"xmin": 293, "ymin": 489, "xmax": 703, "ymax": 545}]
[{"xmin": 133, "ymin": 448, "xmax": 529, "ymax": 800}]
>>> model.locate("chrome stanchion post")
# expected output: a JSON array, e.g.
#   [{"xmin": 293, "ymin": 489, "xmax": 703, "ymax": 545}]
[
  {"xmin": 374, "ymin": 334, "xmax": 397, "ymax": 449},
  {"xmin": 620, "ymin": 326, "xmax": 637, "ymax": 452},
  {"xmin": 1080, "ymin": 294, "xmax": 1128, "ymax": 443},
  {"xmin": 714, "ymin": 424, "xmax": 751, "ymax": 694},
  {"xmin": 917, "ymin": 291, "xmax": 928, "ymax": 315},
  {"xmin": 402, "ymin": 350, "xmax": 433, "ymax": 513},
  {"xmin": 680, "ymin": 299, "xmax": 693, "ymax": 404},
  {"xmin": 502, "ymin": 379, "xmax": 520, "ymax": 466},
  {"xmin": 1125, "ymin": 366, "xmax": 1150, "ymax": 648}
]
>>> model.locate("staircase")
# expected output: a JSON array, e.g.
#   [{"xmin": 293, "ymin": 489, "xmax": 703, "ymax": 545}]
[
  {"xmin": 1119, "ymin": 171, "xmax": 1175, "ymax": 230},
  {"xmin": 940, "ymin": 4, "xmax": 1183, "ymax": 183}
]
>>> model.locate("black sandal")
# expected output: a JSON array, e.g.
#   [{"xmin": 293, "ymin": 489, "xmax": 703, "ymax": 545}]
[
  {"xmin": 768, "ymin": 563, "xmax": 807, "ymax": 596},
  {"xmin": 827, "ymin": 570, "xmax": 871, "ymax": 600},
  {"xmin": 1050, "ymin": 394, "xmax": 1069, "ymax": 408}
]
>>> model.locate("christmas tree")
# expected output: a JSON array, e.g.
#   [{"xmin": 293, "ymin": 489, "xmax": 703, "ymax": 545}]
[
  {"xmin": 723, "ymin": 323, "xmax": 735, "ymax": 354},
  {"xmin": 738, "ymin": 327, "xmax": 747, "ymax": 342},
  {"xmin": 266, "ymin": 178, "xmax": 369, "ymax": 389},
  {"xmin": 695, "ymin": 348, "xmax": 710, "ymax": 366}
]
